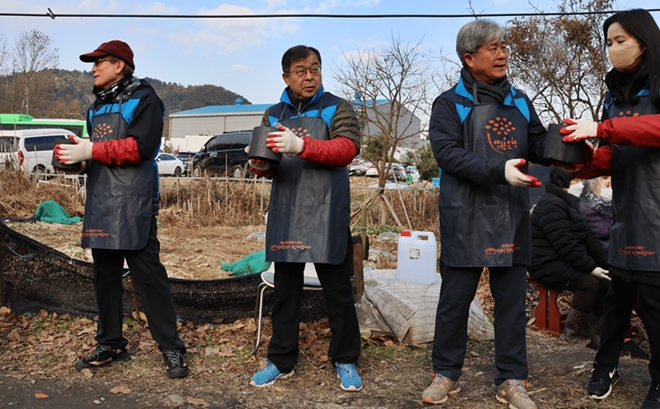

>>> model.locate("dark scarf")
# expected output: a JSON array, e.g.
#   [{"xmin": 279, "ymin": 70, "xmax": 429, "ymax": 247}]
[
  {"xmin": 580, "ymin": 188, "xmax": 612, "ymax": 215},
  {"xmin": 94, "ymin": 75, "xmax": 138, "ymax": 103},
  {"xmin": 461, "ymin": 67, "xmax": 511, "ymax": 104},
  {"xmin": 604, "ymin": 66, "xmax": 648, "ymax": 105}
]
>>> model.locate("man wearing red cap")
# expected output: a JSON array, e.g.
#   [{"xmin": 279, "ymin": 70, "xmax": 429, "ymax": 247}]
[{"xmin": 55, "ymin": 40, "xmax": 189, "ymax": 379}]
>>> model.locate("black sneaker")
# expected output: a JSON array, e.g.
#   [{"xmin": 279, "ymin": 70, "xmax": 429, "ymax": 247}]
[
  {"xmin": 162, "ymin": 349, "xmax": 189, "ymax": 379},
  {"xmin": 75, "ymin": 344, "xmax": 130, "ymax": 371},
  {"xmin": 641, "ymin": 383, "xmax": 660, "ymax": 409},
  {"xmin": 622, "ymin": 340, "xmax": 650, "ymax": 360},
  {"xmin": 587, "ymin": 363, "xmax": 620, "ymax": 399}
]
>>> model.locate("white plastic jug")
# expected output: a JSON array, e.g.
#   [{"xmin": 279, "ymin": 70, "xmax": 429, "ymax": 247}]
[{"xmin": 396, "ymin": 230, "xmax": 437, "ymax": 285}]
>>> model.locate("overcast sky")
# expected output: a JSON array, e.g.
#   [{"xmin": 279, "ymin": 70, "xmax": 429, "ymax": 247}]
[{"xmin": 0, "ymin": 0, "xmax": 658, "ymax": 108}]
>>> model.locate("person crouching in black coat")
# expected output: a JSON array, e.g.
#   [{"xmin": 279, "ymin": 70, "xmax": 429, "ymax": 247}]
[{"xmin": 529, "ymin": 166, "xmax": 610, "ymax": 347}]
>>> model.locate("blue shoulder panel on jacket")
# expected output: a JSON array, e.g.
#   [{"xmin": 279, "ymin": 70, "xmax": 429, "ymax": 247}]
[
  {"xmin": 454, "ymin": 79, "xmax": 473, "ymax": 124},
  {"xmin": 510, "ymin": 89, "xmax": 530, "ymax": 122},
  {"xmin": 455, "ymin": 104, "xmax": 472, "ymax": 124},
  {"xmin": 89, "ymin": 97, "xmax": 141, "ymax": 125},
  {"xmin": 456, "ymin": 78, "xmax": 473, "ymax": 102},
  {"xmin": 268, "ymin": 89, "xmax": 339, "ymax": 128}
]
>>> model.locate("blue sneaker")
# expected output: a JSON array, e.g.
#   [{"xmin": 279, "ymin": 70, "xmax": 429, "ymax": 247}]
[
  {"xmin": 335, "ymin": 362, "xmax": 363, "ymax": 391},
  {"xmin": 250, "ymin": 360, "xmax": 294, "ymax": 387}
]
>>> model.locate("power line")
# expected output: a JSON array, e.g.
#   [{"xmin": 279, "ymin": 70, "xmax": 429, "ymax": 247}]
[{"xmin": 0, "ymin": 9, "xmax": 659, "ymax": 20}]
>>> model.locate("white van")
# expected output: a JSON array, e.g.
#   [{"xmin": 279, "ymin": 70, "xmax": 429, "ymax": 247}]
[{"xmin": 0, "ymin": 128, "xmax": 78, "ymax": 174}]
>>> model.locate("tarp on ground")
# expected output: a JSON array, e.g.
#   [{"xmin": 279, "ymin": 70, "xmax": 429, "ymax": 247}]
[{"xmin": 363, "ymin": 269, "xmax": 494, "ymax": 344}]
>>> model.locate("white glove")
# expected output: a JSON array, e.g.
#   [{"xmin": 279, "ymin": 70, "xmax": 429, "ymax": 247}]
[
  {"xmin": 590, "ymin": 267, "xmax": 611, "ymax": 281},
  {"xmin": 266, "ymin": 125, "xmax": 304, "ymax": 154},
  {"xmin": 504, "ymin": 158, "xmax": 541, "ymax": 187},
  {"xmin": 57, "ymin": 136, "xmax": 93, "ymax": 164},
  {"xmin": 561, "ymin": 119, "xmax": 599, "ymax": 142},
  {"xmin": 248, "ymin": 159, "xmax": 271, "ymax": 171}
]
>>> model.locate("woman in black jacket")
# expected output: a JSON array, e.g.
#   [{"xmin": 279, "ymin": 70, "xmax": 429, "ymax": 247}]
[{"xmin": 530, "ymin": 166, "xmax": 610, "ymax": 346}]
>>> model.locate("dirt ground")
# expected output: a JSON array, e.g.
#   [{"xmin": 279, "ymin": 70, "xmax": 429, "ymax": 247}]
[
  {"xmin": 3, "ymin": 220, "xmax": 267, "ymax": 281},
  {"xmin": 0, "ymin": 215, "xmax": 652, "ymax": 408}
]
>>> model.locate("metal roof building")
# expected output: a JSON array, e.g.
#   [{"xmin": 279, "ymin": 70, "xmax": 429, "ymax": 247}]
[
  {"xmin": 165, "ymin": 96, "xmax": 423, "ymax": 154},
  {"xmin": 168, "ymin": 98, "xmax": 274, "ymax": 140}
]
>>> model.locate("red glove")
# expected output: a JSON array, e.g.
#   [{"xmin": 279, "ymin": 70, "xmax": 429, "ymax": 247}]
[
  {"xmin": 249, "ymin": 158, "xmax": 275, "ymax": 178},
  {"xmin": 504, "ymin": 158, "xmax": 541, "ymax": 187},
  {"xmin": 560, "ymin": 118, "xmax": 599, "ymax": 142}
]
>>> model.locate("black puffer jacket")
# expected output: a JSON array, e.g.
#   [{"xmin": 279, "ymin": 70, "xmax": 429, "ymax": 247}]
[{"xmin": 529, "ymin": 183, "xmax": 609, "ymax": 283}]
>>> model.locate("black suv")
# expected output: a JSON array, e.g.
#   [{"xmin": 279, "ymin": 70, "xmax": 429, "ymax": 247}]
[{"xmin": 192, "ymin": 130, "xmax": 252, "ymax": 178}]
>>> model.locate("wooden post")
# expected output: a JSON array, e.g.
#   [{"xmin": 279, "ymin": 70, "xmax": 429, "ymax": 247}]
[
  {"xmin": 353, "ymin": 241, "xmax": 364, "ymax": 296},
  {"xmin": 0, "ymin": 268, "xmax": 5, "ymax": 307}
]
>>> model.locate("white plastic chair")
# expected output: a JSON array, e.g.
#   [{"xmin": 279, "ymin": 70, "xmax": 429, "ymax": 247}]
[{"xmin": 251, "ymin": 263, "xmax": 322, "ymax": 355}]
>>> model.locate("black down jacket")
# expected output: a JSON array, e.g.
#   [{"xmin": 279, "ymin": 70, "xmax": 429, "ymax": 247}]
[{"xmin": 529, "ymin": 183, "xmax": 609, "ymax": 284}]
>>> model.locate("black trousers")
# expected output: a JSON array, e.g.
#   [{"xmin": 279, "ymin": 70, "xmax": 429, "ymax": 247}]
[
  {"xmin": 431, "ymin": 262, "xmax": 528, "ymax": 385},
  {"xmin": 595, "ymin": 273, "xmax": 660, "ymax": 383},
  {"xmin": 533, "ymin": 265, "xmax": 609, "ymax": 315},
  {"xmin": 91, "ymin": 217, "xmax": 185, "ymax": 352},
  {"xmin": 267, "ymin": 238, "xmax": 360, "ymax": 373}
]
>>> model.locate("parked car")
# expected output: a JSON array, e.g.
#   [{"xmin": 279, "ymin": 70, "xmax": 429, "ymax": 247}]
[
  {"xmin": 348, "ymin": 157, "xmax": 367, "ymax": 176},
  {"xmin": 387, "ymin": 163, "xmax": 407, "ymax": 182},
  {"xmin": 405, "ymin": 165, "xmax": 421, "ymax": 183},
  {"xmin": 192, "ymin": 130, "xmax": 252, "ymax": 178},
  {"xmin": 364, "ymin": 162, "xmax": 378, "ymax": 177},
  {"xmin": 156, "ymin": 152, "xmax": 185, "ymax": 177},
  {"xmin": 0, "ymin": 128, "xmax": 77, "ymax": 175},
  {"xmin": 175, "ymin": 152, "xmax": 196, "ymax": 175}
]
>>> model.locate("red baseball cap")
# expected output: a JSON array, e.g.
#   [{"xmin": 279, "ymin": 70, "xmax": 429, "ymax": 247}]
[{"xmin": 80, "ymin": 40, "xmax": 135, "ymax": 70}]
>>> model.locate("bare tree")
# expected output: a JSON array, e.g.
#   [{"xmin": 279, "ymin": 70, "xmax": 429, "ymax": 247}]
[
  {"xmin": 12, "ymin": 29, "xmax": 59, "ymax": 115},
  {"xmin": 333, "ymin": 35, "xmax": 436, "ymax": 225},
  {"xmin": 506, "ymin": 0, "xmax": 612, "ymax": 123},
  {"xmin": 334, "ymin": 36, "xmax": 434, "ymax": 184},
  {"xmin": 0, "ymin": 35, "xmax": 9, "ymax": 75}
]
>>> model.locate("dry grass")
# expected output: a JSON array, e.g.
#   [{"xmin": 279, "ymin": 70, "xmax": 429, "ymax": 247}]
[{"xmin": 0, "ymin": 169, "xmax": 439, "ymax": 235}]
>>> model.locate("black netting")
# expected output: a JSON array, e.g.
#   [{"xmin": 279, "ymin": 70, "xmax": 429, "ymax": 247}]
[{"xmin": 0, "ymin": 220, "xmax": 326, "ymax": 324}]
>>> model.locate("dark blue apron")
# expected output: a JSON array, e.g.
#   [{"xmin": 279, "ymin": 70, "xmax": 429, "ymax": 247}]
[
  {"xmin": 440, "ymin": 83, "xmax": 530, "ymax": 267},
  {"xmin": 608, "ymin": 94, "xmax": 660, "ymax": 270},
  {"xmin": 265, "ymin": 111, "xmax": 349, "ymax": 264},
  {"xmin": 82, "ymin": 88, "xmax": 155, "ymax": 250}
]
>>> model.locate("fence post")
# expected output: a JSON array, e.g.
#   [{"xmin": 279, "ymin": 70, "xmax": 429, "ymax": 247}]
[{"xmin": 0, "ymin": 264, "xmax": 5, "ymax": 307}]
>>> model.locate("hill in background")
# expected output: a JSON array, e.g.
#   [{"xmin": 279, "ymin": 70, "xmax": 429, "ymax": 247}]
[{"xmin": 0, "ymin": 68, "xmax": 249, "ymax": 121}]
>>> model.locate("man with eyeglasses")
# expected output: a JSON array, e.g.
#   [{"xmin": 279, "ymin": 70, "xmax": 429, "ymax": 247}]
[
  {"xmin": 54, "ymin": 40, "xmax": 189, "ymax": 379},
  {"xmin": 248, "ymin": 45, "xmax": 362, "ymax": 391},
  {"xmin": 421, "ymin": 20, "xmax": 549, "ymax": 408}
]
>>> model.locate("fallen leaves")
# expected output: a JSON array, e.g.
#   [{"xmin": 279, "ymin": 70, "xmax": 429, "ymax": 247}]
[
  {"xmin": 186, "ymin": 396, "xmax": 209, "ymax": 407},
  {"xmin": 110, "ymin": 385, "xmax": 132, "ymax": 394},
  {"xmin": 35, "ymin": 392, "xmax": 49, "ymax": 399}
]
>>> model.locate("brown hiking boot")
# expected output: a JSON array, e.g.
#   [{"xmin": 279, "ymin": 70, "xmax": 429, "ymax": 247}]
[
  {"xmin": 560, "ymin": 308, "xmax": 589, "ymax": 343},
  {"xmin": 421, "ymin": 373, "xmax": 460, "ymax": 405},
  {"xmin": 496, "ymin": 379, "xmax": 537, "ymax": 409}
]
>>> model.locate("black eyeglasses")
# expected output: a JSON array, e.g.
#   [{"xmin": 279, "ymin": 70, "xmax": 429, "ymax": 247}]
[
  {"xmin": 93, "ymin": 57, "xmax": 113, "ymax": 66},
  {"xmin": 287, "ymin": 66, "xmax": 322, "ymax": 77}
]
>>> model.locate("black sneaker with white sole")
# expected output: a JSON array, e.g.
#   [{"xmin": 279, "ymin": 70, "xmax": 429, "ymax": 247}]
[
  {"xmin": 162, "ymin": 348, "xmax": 189, "ymax": 379},
  {"xmin": 587, "ymin": 362, "xmax": 620, "ymax": 399},
  {"xmin": 75, "ymin": 344, "xmax": 130, "ymax": 371}
]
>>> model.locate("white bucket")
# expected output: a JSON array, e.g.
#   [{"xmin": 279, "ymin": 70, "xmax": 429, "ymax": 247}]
[{"xmin": 396, "ymin": 231, "xmax": 437, "ymax": 285}]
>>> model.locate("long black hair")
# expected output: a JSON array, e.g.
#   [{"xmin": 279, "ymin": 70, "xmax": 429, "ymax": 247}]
[{"xmin": 603, "ymin": 9, "xmax": 660, "ymax": 106}]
